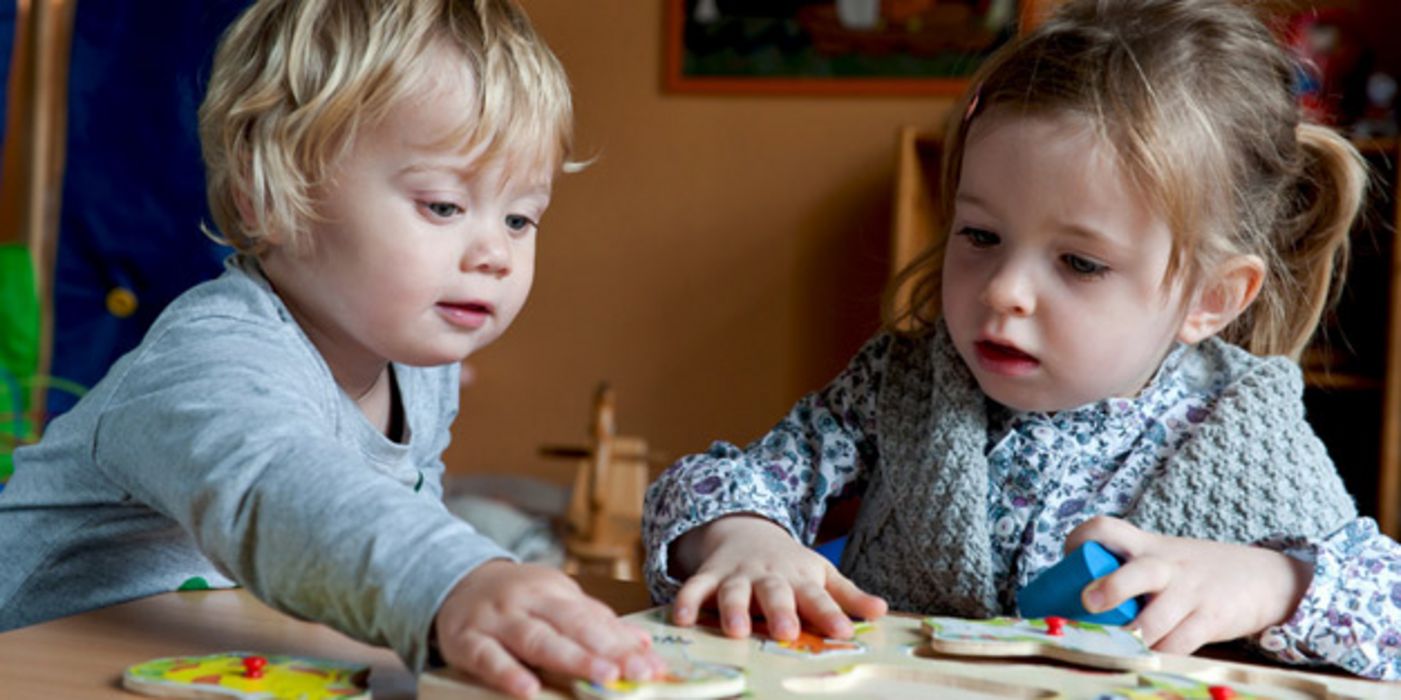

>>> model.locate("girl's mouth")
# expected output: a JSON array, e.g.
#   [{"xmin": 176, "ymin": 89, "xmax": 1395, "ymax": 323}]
[{"xmin": 974, "ymin": 340, "xmax": 1040, "ymax": 376}]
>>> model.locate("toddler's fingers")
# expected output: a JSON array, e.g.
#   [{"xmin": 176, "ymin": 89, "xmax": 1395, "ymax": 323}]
[
  {"xmin": 1082, "ymin": 556, "xmax": 1171, "ymax": 616},
  {"xmin": 753, "ymin": 576, "xmax": 801, "ymax": 641},
  {"xmin": 793, "ymin": 579, "xmax": 852, "ymax": 640},
  {"xmin": 539, "ymin": 602, "xmax": 650, "ymax": 660},
  {"xmin": 825, "ymin": 570, "xmax": 888, "ymax": 622},
  {"xmin": 443, "ymin": 630, "xmax": 542, "ymax": 700},
  {"xmin": 1065, "ymin": 515, "xmax": 1149, "ymax": 559},
  {"xmin": 499, "ymin": 616, "xmax": 620, "ymax": 686},
  {"xmin": 1152, "ymin": 608, "xmax": 1215, "ymax": 655},
  {"xmin": 672, "ymin": 573, "xmax": 720, "ymax": 627}
]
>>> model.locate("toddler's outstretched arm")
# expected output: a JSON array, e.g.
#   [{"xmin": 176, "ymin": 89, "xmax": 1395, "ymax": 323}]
[
  {"xmin": 668, "ymin": 514, "xmax": 887, "ymax": 641},
  {"xmin": 1066, "ymin": 516, "xmax": 1401, "ymax": 679}
]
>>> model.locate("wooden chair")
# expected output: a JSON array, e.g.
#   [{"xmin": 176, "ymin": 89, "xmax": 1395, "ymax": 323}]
[{"xmin": 540, "ymin": 384, "xmax": 655, "ymax": 581}]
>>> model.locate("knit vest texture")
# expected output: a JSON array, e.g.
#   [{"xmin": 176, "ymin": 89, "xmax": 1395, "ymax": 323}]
[{"xmin": 842, "ymin": 324, "xmax": 1358, "ymax": 618}]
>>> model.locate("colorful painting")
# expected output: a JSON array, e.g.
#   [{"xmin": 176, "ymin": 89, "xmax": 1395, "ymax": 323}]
[{"xmin": 666, "ymin": 0, "xmax": 1046, "ymax": 95}]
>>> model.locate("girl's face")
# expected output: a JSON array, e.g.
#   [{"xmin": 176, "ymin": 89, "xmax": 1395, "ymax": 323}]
[{"xmin": 941, "ymin": 113, "xmax": 1192, "ymax": 413}]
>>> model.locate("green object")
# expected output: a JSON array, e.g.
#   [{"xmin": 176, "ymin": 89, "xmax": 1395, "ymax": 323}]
[
  {"xmin": 0, "ymin": 244, "xmax": 40, "ymax": 484},
  {"xmin": 177, "ymin": 576, "xmax": 212, "ymax": 591}
]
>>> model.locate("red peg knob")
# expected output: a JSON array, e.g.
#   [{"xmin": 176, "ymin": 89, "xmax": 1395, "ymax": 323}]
[
  {"xmin": 1044, "ymin": 616, "xmax": 1067, "ymax": 636},
  {"xmin": 1208, "ymin": 685, "xmax": 1235, "ymax": 700},
  {"xmin": 243, "ymin": 655, "xmax": 268, "ymax": 679}
]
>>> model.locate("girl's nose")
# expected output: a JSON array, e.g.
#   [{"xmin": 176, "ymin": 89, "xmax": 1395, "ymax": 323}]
[
  {"xmin": 461, "ymin": 225, "xmax": 511, "ymax": 277},
  {"xmin": 982, "ymin": 262, "xmax": 1036, "ymax": 316}
]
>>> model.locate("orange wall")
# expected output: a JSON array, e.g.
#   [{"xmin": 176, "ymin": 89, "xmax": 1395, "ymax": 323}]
[{"xmin": 444, "ymin": 1, "xmax": 957, "ymax": 483}]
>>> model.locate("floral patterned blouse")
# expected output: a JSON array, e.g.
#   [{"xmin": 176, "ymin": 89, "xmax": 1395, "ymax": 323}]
[{"xmin": 643, "ymin": 334, "xmax": 1401, "ymax": 680}]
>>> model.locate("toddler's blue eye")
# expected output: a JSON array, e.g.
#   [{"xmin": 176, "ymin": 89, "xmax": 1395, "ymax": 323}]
[
  {"xmin": 1063, "ymin": 254, "xmax": 1107, "ymax": 276},
  {"xmin": 505, "ymin": 214, "xmax": 535, "ymax": 231}
]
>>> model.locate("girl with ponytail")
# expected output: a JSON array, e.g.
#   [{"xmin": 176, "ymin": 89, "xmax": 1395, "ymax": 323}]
[{"xmin": 646, "ymin": 0, "xmax": 1401, "ymax": 679}]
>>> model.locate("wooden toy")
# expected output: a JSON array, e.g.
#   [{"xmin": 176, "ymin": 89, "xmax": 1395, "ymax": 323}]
[
  {"xmin": 922, "ymin": 615, "xmax": 1159, "ymax": 671},
  {"xmin": 121, "ymin": 651, "xmax": 369, "ymax": 699},
  {"xmin": 418, "ymin": 606, "xmax": 1388, "ymax": 699},
  {"xmin": 1017, "ymin": 540, "xmax": 1140, "ymax": 625}
]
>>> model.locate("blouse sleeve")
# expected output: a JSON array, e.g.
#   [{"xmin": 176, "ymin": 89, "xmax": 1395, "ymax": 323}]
[
  {"xmin": 641, "ymin": 333, "xmax": 893, "ymax": 602},
  {"xmin": 1254, "ymin": 517, "xmax": 1401, "ymax": 679}
]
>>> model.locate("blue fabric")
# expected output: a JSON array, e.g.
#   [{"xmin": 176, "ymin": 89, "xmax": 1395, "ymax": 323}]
[
  {"xmin": 813, "ymin": 535, "xmax": 847, "ymax": 567},
  {"xmin": 0, "ymin": 1, "xmax": 15, "ymax": 150},
  {"xmin": 47, "ymin": 1, "xmax": 252, "ymax": 418}
]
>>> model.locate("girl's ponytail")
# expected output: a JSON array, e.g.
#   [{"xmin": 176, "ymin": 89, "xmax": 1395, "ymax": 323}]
[{"xmin": 1236, "ymin": 125, "xmax": 1367, "ymax": 359}]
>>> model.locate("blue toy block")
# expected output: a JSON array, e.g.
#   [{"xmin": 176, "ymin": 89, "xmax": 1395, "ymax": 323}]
[{"xmin": 1016, "ymin": 541, "xmax": 1139, "ymax": 625}]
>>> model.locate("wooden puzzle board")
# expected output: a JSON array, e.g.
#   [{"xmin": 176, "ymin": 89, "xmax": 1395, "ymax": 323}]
[{"xmin": 419, "ymin": 607, "xmax": 1397, "ymax": 699}]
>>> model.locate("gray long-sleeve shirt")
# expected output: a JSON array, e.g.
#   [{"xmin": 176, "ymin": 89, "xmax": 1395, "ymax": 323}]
[{"xmin": 0, "ymin": 255, "xmax": 512, "ymax": 670}]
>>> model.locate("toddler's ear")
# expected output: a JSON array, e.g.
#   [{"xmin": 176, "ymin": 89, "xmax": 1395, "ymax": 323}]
[{"xmin": 1177, "ymin": 255, "xmax": 1265, "ymax": 345}]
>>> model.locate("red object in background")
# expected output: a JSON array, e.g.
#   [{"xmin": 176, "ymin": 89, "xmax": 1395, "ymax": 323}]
[
  {"xmin": 1280, "ymin": 8, "xmax": 1363, "ymax": 125},
  {"xmin": 242, "ymin": 655, "xmax": 267, "ymax": 679},
  {"xmin": 1044, "ymin": 615, "xmax": 1066, "ymax": 636}
]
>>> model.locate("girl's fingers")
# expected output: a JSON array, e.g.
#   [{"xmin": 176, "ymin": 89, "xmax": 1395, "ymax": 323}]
[
  {"xmin": 825, "ymin": 569, "xmax": 889, "ymax": 622},
  {"xmin": 1128, "ymin": 585, "xmax": 1191, "ymax": 648},
  {"xmin": 1152, "ymin": 608, "xmax": 1215, "ymax": 655},
  {"xmin": 1083, "ymin": 556, "xmax": 1172, "ymax": 616},
  {"xmin": 672, "ymin": 573, "xmax": 719, "ymax": 626},
  {"xmin": 1065, "ymin": 515, "xmax": 1151, "ymax": 559},
  {"xmin": 793, "ymin": 579, "xmax": 852, "ymax": 639},
  {"xmin": 753, "ymin": 576, "xmax": 802, "ymax": 640},
  {"xmin": 444, "ymin": 630, "xmax": 543, "ymax": 700},
  {"xmin": 716, "ymin": 577, "xmax": 755, "ymax": 638}
]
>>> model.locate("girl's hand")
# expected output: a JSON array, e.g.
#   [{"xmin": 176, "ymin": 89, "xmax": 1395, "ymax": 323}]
[
  {"xmin": 668, "ymin": 514, "xmax": 888, "ymax": 642},
  {"xmin": 1065, "ymin": 516, "xmax": 1314, "ymax": 654},
  {"xmin": 434, "ymin": 560, "xmax": 665, "ymax": 699}
]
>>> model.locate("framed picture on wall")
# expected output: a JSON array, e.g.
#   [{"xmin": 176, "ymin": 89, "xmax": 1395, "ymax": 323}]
[{"xmin": 665, "ymin": 0, "xmax": 1048, "ymax": 96}]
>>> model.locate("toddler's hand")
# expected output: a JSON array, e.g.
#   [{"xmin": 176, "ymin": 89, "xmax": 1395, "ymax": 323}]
[
  {"xmin": 669, "ymin": 514, "xmax": 887, "ymax": 642},
  {"xmin": 434, "ymin": 560, "xmax": 664, "ymax": 699},
  {"xmin": 1066, "ymin": 516, "xmax": 1313, "ymax": 654}
]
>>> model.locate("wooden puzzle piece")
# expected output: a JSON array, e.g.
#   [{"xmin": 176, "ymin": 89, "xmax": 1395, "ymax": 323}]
[
  {"xmin": 923, "ymin": 615, "xmax": 1159, "ymax": 671},
  {"xmin": 693, "ymin": 608, "xmax": 874, "ymax": 659},
  {"xmin": 121, "ymin": 651, "xmax": 369, "ymax": 699},
  {"xmin": 571, "ymin": 660, "xmax": 744, "ymax": 700},
  {"xmin": 760, "ymin": 632, "xmax": 867, "ymax": 658}
]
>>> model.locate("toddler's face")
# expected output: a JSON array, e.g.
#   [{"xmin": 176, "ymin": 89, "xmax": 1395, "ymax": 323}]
[
  {"xmin": 941, "ymin": 113, "xmax": 1191, "ymax": 412},
  {"xmin": 262, "ymin": 66, "xmax": 549, "ymax": 381}
]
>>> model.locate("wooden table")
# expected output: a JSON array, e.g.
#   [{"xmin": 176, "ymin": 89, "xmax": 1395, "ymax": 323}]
[
  {"xmin": 3, "ymin": 576, "xmax": 1394, "ymax": 699},
  {"xmin": 0, "ymin": 575, "xmax": 651, "ymax": 699}
]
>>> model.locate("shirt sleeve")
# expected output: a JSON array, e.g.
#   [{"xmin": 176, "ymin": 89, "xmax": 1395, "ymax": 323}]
[
  {"xmin": 90, "ymin": 319, "xmax": 511, "ymax": 672},
  {"xmin": 1254, "ymin": 517, "xmax": 1401, "ymax": 679},
  {"xmin": 641, "ymin": 333, "xmax": 892, "ymax": 602}
]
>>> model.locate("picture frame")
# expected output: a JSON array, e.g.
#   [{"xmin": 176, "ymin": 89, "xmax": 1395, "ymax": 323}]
[{"xmin": 664, "ymin": 0, "xmax": 1049, "ymax": 96}]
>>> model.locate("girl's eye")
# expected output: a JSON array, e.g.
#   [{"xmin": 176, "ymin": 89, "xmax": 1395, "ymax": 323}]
[
  {"xmin": 1063, "ymin": 254, "xmax": 1108, "ymax": 277},
  {"xmin": 956, "ymin": 227, "xmax": 999, "ymax": 248},
  {"xmin": 505, "ymin": 214, "xmax": 537, "ymax": 232},
  {"xmin": 424, "ymin": 201, "xmax": 462, "ymax": 219}
]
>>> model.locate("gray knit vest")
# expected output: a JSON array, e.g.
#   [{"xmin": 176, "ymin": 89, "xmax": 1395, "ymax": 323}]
[{"xmin": 842, "ymin": 324, "xmax": 1358, "ymax": 617}]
